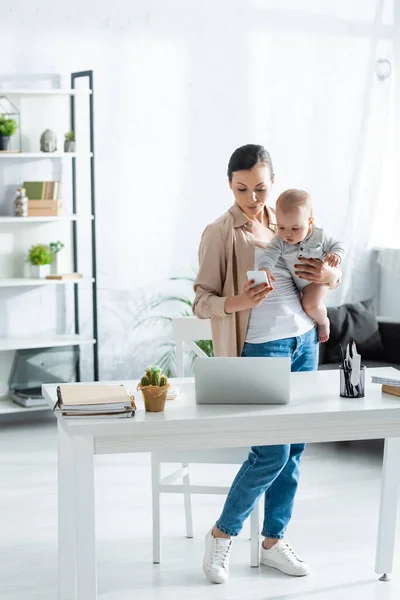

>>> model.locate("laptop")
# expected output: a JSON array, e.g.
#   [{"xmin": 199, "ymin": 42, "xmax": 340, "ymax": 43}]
[
  {"xmin": 195, "ymin": 357, "xmax": 291, "ymax": 405},
  {"xmin": 9, "ymin": 346, "xmax": 79, "ymax": 408}
]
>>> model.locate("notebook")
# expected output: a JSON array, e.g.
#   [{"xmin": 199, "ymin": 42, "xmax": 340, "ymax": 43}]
[
  {"xmin": 372, "ymin": 376, "xmax": 400, "ymax": 387},
  {"xmin": 54, "ymin": 384, "xmax": 135, "ymax": 417}
]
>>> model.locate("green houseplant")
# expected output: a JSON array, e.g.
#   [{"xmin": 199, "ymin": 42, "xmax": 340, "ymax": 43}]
[
  {"xmin": 137, "ymin": 365, "xmax": 170, "ymax": 412},
  {"xmin": 27, "ymin": 244, "xmax": 54, "ymax": 279},
  {"xmin": 64, "ymin": 130, "xmax": 76, "ymax": 153},
  {"xmin": 0, "ymin": 115, "xmax": 17, "ymax": 151}
]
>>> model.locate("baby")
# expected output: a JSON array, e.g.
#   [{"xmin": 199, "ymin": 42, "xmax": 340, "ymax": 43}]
[{"xmin": 259, "ymin": 189, "xmax": 345, "ymax": 343}]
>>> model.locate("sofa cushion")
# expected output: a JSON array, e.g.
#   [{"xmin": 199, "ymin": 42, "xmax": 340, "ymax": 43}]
[{"xmin": 325, "ymin": 299, "xmax": 385, "ymax": 364}]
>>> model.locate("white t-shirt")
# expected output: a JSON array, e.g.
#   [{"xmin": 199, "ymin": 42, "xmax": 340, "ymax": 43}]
[{"xmin": 245, "ymin": 245, "xmax": 314, "ymax": 344}]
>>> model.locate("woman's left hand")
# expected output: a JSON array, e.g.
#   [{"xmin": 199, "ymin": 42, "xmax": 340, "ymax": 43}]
[{"xmin": 294, "ymin": 257, "xmax": 339, "ymax": 287}]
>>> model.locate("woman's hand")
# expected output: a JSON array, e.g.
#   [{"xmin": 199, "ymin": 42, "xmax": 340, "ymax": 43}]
[
  {"xmin": 224, "ymin": 280, "xmax": 273, "ymax": 314},
  {"xmin": 294, "ymin": 257, "xmax": 340, "ymax": 287},
  {"xmin": 243, "ymin": 280, "xmax": 274, "ymax": 308}
]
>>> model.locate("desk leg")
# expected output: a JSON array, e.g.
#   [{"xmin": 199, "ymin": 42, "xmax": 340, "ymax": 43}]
[
  {"xmin": 58, "ymin": 423, "xmax": 77, "ymax": 600},
  {"xmin": 375, "ymin": 437, "xmax": 400, "ymax": 580},
  {"xmin": 73, "ymin": 434, "xmax": 97, "ymax": 600}
]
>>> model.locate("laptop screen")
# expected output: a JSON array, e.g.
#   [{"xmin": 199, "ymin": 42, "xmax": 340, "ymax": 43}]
[{"xmin": 9, "ymin": 346, "xmax": 79, "ymax": 393}]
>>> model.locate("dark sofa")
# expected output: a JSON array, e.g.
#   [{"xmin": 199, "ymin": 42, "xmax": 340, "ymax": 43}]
[{"xmin": 318, "ymin": 300, "xmax": 400, "ymax": 371}]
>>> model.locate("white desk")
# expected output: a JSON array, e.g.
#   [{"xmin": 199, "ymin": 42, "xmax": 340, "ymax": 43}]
[{"xmin": 43, "ymin": 367, "xmax": 400, "ymax": 600}]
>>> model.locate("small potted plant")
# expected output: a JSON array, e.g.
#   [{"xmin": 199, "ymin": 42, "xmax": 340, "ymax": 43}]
[
  {"xmin": 0, "ymin": 115, "xmax": 17, "ymax": 152},
  {"xmin": 49, "ymin": 240, "xmax": 65, "ymax": 274},
  {"xmin": 137, "ymin": 366, "xmax": 170, "ymax": 412},
  {"xmin": 28, "ymin": 244, "xmax": 54, "ymax": 278},
  {"xmin": 64, "ymin": 130, "xmax": 76, "ymax": 153}
]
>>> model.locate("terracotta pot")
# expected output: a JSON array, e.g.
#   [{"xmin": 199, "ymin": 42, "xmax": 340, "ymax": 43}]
[{"xmin": 137, "ymin": 384, "xmax": 170, "ymax": 412}]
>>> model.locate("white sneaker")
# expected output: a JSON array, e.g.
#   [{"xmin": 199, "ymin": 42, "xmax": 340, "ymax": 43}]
[
  {"xmin": 203, "ymin": 529, "xmax": 232, "ymax": 584},
  {"xmin": 260, "ymin": 541, "xmax": 310, "ymax": 576}
]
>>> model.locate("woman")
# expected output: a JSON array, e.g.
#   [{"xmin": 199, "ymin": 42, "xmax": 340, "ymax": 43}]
[{"xmin": 193, "ymin": 144, "xmax": 340, "ymax": 584}]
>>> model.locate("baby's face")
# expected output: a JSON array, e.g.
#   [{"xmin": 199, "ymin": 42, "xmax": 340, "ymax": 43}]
[{"xmin": 276, "ymin": 207, "xmax": 312, "ymax": 245}]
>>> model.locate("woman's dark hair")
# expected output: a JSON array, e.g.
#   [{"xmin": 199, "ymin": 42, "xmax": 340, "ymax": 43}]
[{"xmin": 227, "ymin": 144, "xmax": 274, "ymax": 181}]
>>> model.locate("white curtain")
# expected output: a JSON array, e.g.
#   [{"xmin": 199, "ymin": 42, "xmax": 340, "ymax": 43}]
[{"xmin": 250, "ymin": 0, "xmax": 394, "ymax": 305}]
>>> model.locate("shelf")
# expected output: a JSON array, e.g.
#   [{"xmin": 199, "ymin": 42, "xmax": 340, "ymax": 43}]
[
  {"xmin": 0, "ymin": 89, "xmax": 92, "ymax": 96},
  {"xmin": 0, "ymin": 215, "xmax": 93, "ymax": 224},
  {"xmin": 0, "ymin": 278, "xmax": 94, "ymax": 288},
  {"xmin": 0, "ymin": 335, "xmax": 95, "ymax": 352},
  {"xmin": 0, "ymin": 394, "xmax": 49, "ymax": 416},
  {"xmin": 0, "ymin": 152, "xmax": 93, "ymax": 159}
]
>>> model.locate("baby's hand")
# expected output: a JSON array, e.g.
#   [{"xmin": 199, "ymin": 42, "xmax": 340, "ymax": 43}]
[
  {"xmin": 324, "ymin": 253, "xmax": 341, "ymax": 267},
  {"xmin": 260, "ymin": 267, "xmax": 276, "ymax": 282}
]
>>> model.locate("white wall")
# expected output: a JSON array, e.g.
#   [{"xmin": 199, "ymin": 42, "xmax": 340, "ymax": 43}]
[{"xmin": 0, "ymin": 0, "xmax": 394, "ymax": 380}]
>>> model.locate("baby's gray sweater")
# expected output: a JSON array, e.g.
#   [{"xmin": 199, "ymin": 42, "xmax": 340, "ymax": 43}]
[{"xmin": 259, "ymin": 226, "xmax": 345, "ymax": 291}]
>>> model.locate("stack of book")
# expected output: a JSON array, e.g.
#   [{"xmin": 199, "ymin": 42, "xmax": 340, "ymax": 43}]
[
  {"xmin": 54, "ymin": 384, "xmax": 136, "ymax": 417},
  {"xmin": 372, "ymin": 375, "xmax": 400, "ymax": 397},
  {"xmin": 24, "ymin": 181, "xmax": 62, "ymax": 216}
]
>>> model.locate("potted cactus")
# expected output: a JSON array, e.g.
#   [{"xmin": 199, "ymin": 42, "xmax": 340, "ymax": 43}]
[{"xmin": 137, "ymin": 366, "xmax": 170, "ymax": 412}]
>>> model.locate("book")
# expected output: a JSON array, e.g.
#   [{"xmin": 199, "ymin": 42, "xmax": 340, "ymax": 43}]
[
  {"xmin": 382, "ymin": 385, "xmax": 400, "ymax": 397},
  {"xmin": 372, "ymin": 376, "xmax": 400, "ymax": 387},
  {"xmin": 23, "ymin": 181, "xmax": 60, "ymax": 200},
  {"xmin": 24, "ymin": 181, "xmax": 46, "ymax": 200},
  {"xmin": 46, "ymin": 273, "xmax": 83, "ymax": 280},
  {"xmin": 54, "ymin": 384, "xmax": 136, "ymax": 417}
]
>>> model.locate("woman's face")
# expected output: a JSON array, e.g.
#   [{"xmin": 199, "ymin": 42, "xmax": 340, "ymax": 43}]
[{"xmin": 229, "ymin": 164, "xmax": 274, "ymax": 219}]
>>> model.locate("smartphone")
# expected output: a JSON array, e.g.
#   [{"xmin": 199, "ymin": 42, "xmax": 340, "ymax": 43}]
[{"xmin": 247, "ymin": 270, "xmax": 269, "ymax": 288}]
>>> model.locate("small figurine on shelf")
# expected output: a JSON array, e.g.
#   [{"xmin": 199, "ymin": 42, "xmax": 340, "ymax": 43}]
[
  {"xmin": 64, "ymin": 130, "xmax": 76, "ymax": 153},
  {"xmin": 40, "ymin": 129, "xmax": 57, "ymax": 153},
  {"xmin": 137, "ymin": 366, "xmax": 170, "ymax": 412},
  {"xmin": 49, "ymin": 240, "xmax": 65, "ymax": 275},
  {"xmin": 14, "ymin": 187, "xmax": 28, "ymax": 217},
  {"xmin": 27, "ymin": 244, "xmax": 54, "ymax": 279}
]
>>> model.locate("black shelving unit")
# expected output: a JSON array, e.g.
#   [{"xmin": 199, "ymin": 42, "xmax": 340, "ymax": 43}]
[{"xmin": 71, "ymin": 70, "xmax": 99, "ymax": 382}]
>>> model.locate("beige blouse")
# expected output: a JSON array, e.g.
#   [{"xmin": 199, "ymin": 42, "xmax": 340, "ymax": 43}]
[{"xmin": 193, "ymin": 203, "xmax": 276, "ymax": 357}]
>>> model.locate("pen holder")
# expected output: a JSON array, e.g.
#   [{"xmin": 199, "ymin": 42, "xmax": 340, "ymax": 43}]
[{"xmin": 340, "ymin": 365, "xmax": 366, "ymax": 398}]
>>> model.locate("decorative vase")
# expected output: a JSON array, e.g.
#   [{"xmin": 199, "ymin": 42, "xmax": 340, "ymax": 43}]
[
  {"xmin": 0, "ymin": 136, "xmax": 10, "ymax": 151},
  {"xmin": 14, "ymin": 188, "xmax": 28, "ymax": 217},
  {"xmin": 50, "ymin": 253, "xmax": 60, "ymax": 275},
  {"xmin": 40, "ymin": 129, "xmax": 57, "ymax": 153},
  {"xmin": 137, "ymin": 384, "xmax": 170, "ymax": 412},
  {"xmin": 30, "ymin": 264, "xmax": 51, "ymax": 279},
  {"xmin": 64, "ymin": 140, "xmax": 76, "ymax": 153}
]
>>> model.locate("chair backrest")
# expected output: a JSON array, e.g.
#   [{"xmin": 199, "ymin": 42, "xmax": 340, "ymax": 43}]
[{"xmin": 171, "ymin": 317, "xmax": 212, "ymax": 377}]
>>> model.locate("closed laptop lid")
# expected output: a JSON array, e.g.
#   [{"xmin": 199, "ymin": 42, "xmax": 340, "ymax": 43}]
[{"xmin": 194, "ymin": 357, "xmax": 291, "ymax": 405}]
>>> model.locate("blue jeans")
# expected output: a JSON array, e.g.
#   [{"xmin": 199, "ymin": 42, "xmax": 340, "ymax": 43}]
[{"xmin": 215, "ymin": 327, "xmax": 318, "ymax": 538}]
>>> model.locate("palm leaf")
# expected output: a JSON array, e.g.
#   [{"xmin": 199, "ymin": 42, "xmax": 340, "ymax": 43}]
[
  {"xmin": 155, "ymin": 342, "xmax": 177, "ymax": 378},
  {"xmin": 147, "ymin": 295, "xmax": 193, "ymax": 311},
  {"xmin": 132, "ymin": 315, "xmax": 172, "ymax": 331}
]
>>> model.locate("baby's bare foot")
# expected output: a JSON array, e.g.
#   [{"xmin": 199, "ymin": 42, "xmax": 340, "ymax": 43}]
[{"xmin": 318, "ymin": 320, "xmax": 330, "ymax": 343}]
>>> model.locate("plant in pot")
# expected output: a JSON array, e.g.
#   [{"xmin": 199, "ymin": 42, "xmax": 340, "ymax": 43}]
[
  {"xmin": 64, "ymin": 130, "xmax": 76, "ymax": 153},
  {"xmin": 28, "ymin": 244, "xmax": 54, "ymax": 279},
  {"xmin": 137, "ymin": 366, "xmax": 170, "ymax": 412},
  {"xmin": 49, "ymin": 240, "xmax": 65, "ymax": 274},
  {"xmin": 0, "ymin": 115, "xmax": 17, "ymax": 152}
]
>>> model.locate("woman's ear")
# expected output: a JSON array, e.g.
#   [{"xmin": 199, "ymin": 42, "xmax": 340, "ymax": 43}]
[
  {"xmin": 309, "ymin": 216, "xmax": 315, "ymax": 226},
  {"xmin": 228, "ymin": 177, "xmax": 233, "ymax": 190}
]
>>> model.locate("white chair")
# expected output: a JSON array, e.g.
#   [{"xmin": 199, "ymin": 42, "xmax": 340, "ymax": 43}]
[{"xmin": 151, "ymin": 317, "xmax": 260, "ymax": 567}]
